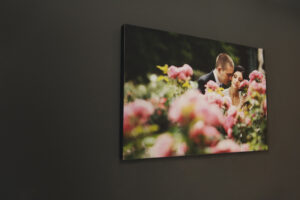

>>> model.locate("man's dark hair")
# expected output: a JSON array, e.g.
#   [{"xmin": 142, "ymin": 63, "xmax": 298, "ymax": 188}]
[{"xmin": 215, "ymin": 53, "xmax": 234, "ymax": 69}]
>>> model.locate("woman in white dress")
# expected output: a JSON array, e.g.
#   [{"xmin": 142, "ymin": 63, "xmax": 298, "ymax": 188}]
[{"xmin": 223, "ymin": 65, "xmax": 245, "ymax": 107}]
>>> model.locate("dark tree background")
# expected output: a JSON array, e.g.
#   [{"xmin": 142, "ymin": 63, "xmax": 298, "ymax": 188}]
[{"xmin": 124, "ymin": 24, "xmax": 259, "ymax": 83}]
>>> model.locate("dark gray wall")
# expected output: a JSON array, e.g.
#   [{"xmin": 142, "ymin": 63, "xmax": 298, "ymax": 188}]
[{"xmin": 2, "ymin": 0, "xmax": 300, "ymax": 199}]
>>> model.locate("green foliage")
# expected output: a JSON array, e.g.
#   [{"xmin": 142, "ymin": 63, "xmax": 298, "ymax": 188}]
[{"xmin": 124, "ymin": 25, "xmax": 258, "ymax": 83}]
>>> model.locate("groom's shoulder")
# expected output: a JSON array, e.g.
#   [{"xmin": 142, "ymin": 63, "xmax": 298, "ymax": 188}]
[{"xmin": 198, "ymin": 71, "xmax": 213, "ymax": 82}]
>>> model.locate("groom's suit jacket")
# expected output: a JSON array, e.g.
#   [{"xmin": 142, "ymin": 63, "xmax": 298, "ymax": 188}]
[{"xmin": 197, "ymin": 71, "xmax": 216, "ymax": 94}]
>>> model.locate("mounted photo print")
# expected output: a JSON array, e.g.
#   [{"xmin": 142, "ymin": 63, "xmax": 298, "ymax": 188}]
[{"xmin": 121, "ymin": 24, "xmax": 268, "ymax": 160}]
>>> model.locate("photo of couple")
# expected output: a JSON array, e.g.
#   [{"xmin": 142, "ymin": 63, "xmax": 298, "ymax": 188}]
[
  {"xmin": 198, "ymin": 53, "xmax": 264, "ymax": 108},
  {"xmin": 122, "ymin": 24, "xmax": 267, "ymax": 160}
]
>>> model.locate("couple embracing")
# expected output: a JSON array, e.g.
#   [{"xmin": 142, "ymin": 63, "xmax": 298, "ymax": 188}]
[{"xmin": 198, "ymin": 53, "xmax": 245, "ymax": 107}]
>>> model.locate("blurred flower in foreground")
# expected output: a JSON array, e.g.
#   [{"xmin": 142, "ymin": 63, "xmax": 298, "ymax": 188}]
[
  {"xmin": 211, "ymin": 139, "xmax": 241, "ymax": 153},
  {"xmin": 205, "ymin": 80, "xmax": 219, "ymax": 92},
  {"xmin": 205, "ymin": 80, "xmax": 224, "ymax": 95},
  {"xmin": 240, "ymin": 143, "xmax": 250, "ymax": 152},
  {"xmin": 223, "ymin": 106, "xmax": 238, "ymax": 138},
  {"xmin": 168, "ymin": 89, "xmax": 224, "ymax": 126},
  {"xmin": 175, "ymin": 142, "xmax": 188, "ymax": 156},
  {"xmin": 205, "ymin": 92, "xmax": 223, "ymax": 108},
  {"xmin": 123, "ymin": 64, "xmax": 268, "ymax": 159},
  {"xmin": 148, "ymin": 133, "xmax": 174, "ymax": 158},
  {"xmin": 123, "ymin": 99, "xmax": 154, "ymax": 136},
  {"xmin": 189, "ymin": 121, "xmax": 221, "ymax": 146}
]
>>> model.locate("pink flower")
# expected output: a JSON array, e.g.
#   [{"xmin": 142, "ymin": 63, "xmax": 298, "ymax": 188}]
[
  {"xmin": 195, "ymin": 104, "xmax": 224, "ymax": 126},
  {"xmin": 221, "ymin": 105, "xmax": 238, "ymax": 138},
  {"xmin": 182, "ymin": 64, "xmax": 193, "ymax": 77},
  {"xmin": 211, "ymin": 139, "xmax": 241, "ymax": 153},
  {"xmin": 189, "ymin": 121, "xmax": 205, "ymax": 141},
  {"xmin": 263, "ymin": 98, "xmax": 267, "ymax": 115},
  {"xmin": 223, "ymin": 115, "xmax": 236, "ymax": 138},
  {"xmin": 167, "ymin": 65, "xmax": 179, "ymax": 79},
  {"xmin": 150, "ymin": 97, "xmax": 167, "ymax": 110},
  {"xmin": 177, "ymin": 72, "xmax": 187, "ymax": 81},
  {"xmin": 167, "ymin": 64, "xmax": 193, "ymax": 81},
  {"xmin": 168, "ymin": 89, "xmax": 224, "ymax": 126},
  {"xmin": 168, "ymin": 90, "xmax": 204, "ymax": 125},
  {"xmin": 239, "ymin": 80, "xmax": 249, "ymax": 90},
  {"xmin": 131, "ymin": 99, "xmax": 155, "ymax": 123},
  {"xmin": 189, "ymin": 121, "xmax": 221, "ymax": 146},
  {"xmin": 205, "ymin": 80, "xmax": 219, "ymax": 92},
  {"xmin": 249, "ymin": 70, "xmax": 264, "ymax": 82},
  {"xmin": 240, "ymin": 143, "xmax": 250, "ymax": 152},
  {"xmin": 222, "ymin": 96, "xmax": 232, "ymax": 110},
  {"xmin": 148, "ymin": 134, "xmax": 174, "ymax": 158},
  {"xmin": 123, "ymin": 106, "xmax": 134, "ymax": 134},
  {"xmin": 248, "ymin": 81, "xmax": 266, "ymax": 95},
  {"xmin": 123, "ymin": 99, "xmax": 154, "ymax": 136},
  {"xmin": 227, "ymin": 106, "xmax": 238, "ymax": 118},
  {"xmin": 175, "ymin": 142, "xmax": 188, "ymax": 156},
  {"xmin": 227, "ymin": 128, "xmax": 233, "ymax": 138},
  {"xmin": 205, "ymin": 92, "xmax": 223, "ymax": 108}
]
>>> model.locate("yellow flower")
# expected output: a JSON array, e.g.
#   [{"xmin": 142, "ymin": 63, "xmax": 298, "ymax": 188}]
[
  {"xmin": 156, "ymin": 64, "xmax": 168, "ymax": 74},
  {"xmin": 182, "ymin": 80, "xmax": 190, "ymax": 88},
  {"xmin": 157, "ymin": 75, "xmax": 169, "ymax": 82},
  {"xmin": 215, "ymin": 87, "xmax": 225, "ymax": 96}
]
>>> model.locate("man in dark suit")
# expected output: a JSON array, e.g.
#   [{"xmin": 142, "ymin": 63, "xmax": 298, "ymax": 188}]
[{"xmin": 198, "ymin": 53, "xmax": 234, "ymax": 94}]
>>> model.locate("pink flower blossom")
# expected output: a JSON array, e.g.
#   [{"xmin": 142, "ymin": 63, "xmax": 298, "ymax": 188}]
[
  {"xmin": 249, "ymin": 70, "xmax": 264, "ymax": 82},
  {"xmin": 248, "ymin": 81, "xmax": 266, "ymax": 95},
  {"xmin": 167, "ymin": 64, "xmax": 193, "ymax": 81},
  {"xmin": 221, "ymin": 105, "xmax": 238, "ymax": 138},
  {"xmin": 123, "ymin": 99, "xmax": 154, "ymax": 136},
  {"xmin": 148, "ymin": 134, "xmax": 174, "ymax": 158},
  {"xmin": 223, "ymin": 115, "xmax": 236, "ymax": 138},
  {"xmin": 205, "ymin": 80, "xmax": 219, "ymax": 92},
  {"xmin": 263, "ymin": 98, "xmax": 267, "ymax": 115},
  {"xmin": 168, "ymin": 90, "xmax": 204, "ymax": 125},
  {"xmin": 177, "ymin": 72, "xmax": 187, "ymax": 81},
  {"xmin": 168, "ymin": 89, "xmax": 224, "ymax": 126},
  {"xmin": 175, "ymin": 142, "xmax": 188, "ymax": 156},
  {"xmin": 240, "ymin": 143, "xmax": 250, "ymax": 152},
  {"xmin": 182, "ymin": 64, "xmax": 193, "ymax": 77},
  {"xmin": 211, "ymin": 139, "xmax": 241, "ymax": 153},
  {"xmin": 195, "ymin": 104, "xmax": 224, "ymax": 126},
  {"xmin": 189, "ymin": 121, "xmax": 221, "ymax": 146},
  {"xmin": 227, "ymin": 128, "xmax": 233, "ymax": 138},
  {"xmin": 167, "ymin": 65, "xmax": 179, "ymax": 79},
  {"xmin": 205, "ymin": 92, "xmax": 223, "ymax": 108},
  {"xmin": 222, "ymin": 96, "xmax": 232, "ymax": 110},
  {"xmin": 131, "ymin": 99, "xmax": 154, "ymax": 123},
  {"xmin": 239, "ymin": 80, "xmax": 249, "ymax": 90},
  {"xmin": 227, "ymin": 106, "xmax": 238, "ymax": 118},
  {"xmin": 150, "ymin": 97, "xmax": 167, "ymax": 110},
  {"xmin": 123, "ymin": 106, "xmax": 134, "ymax": 134},
  {"xmin": 189, "ymin": 120, "xmax": 205, "ymax": 141}
]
